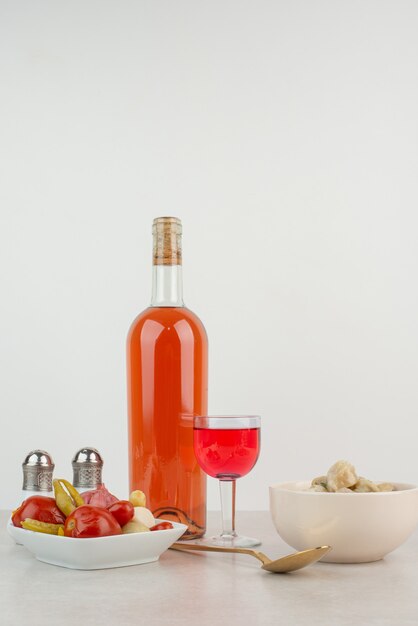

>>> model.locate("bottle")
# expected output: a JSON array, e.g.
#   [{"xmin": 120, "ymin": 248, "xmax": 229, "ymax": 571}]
[
  {"xmin": 127, "ymin": 217, "xmax": 208, "ymax": 539},
  {"xmin": 21, "ymin": 450, "xmax": 54, "ymax": 502},
  {"xmin": 72, "ymin": 447, "xmax": 104, "ymax": 493},
  {"xmin": 11, "ymin": 450, "xmax": 55, "ymax": 546}
]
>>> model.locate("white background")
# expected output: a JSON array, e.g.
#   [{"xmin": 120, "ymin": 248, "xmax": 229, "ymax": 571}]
[{"xmin": 1, "ymin": 0, "xmax": 418, "ymax": 511}]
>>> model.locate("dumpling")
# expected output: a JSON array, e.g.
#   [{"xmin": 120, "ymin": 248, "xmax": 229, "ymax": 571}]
[
  {"xmin": 377, "ymin": 482, "xmax": 395, "ymax": 492},
  {"xmin": 311, "ymin": 475, "xmax": 328, "ymax": 490},
  {"xmin": 308, "ymin": 461, "xmax": 395, "ymax": 493},
  {"xmin": 353, "ymin": 477, "xmax": 380, "ymax": 492},
  {"xmin": 326, "ymin": 460, "xmax": 358, "ymax": 492},
  {"xmin": 309, "ymin": 484, "xmax": 328, "ymax": 492}
]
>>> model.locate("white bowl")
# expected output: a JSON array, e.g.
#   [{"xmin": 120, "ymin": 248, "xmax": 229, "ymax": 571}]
[
  {"xmin": 7, "ymin": 519, "xmax": 187, "ymax": 570},
  {"xmin": 269, "ymin": 481, "xmax": 418, "ymax": 563}
]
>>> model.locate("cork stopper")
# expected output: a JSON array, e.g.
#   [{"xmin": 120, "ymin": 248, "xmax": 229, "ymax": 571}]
[{"xmin": 153, "ymin": 217, "xmax": 182, "ymax": 265}]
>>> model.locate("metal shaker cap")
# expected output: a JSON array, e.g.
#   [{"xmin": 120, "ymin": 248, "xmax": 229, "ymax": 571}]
[
  {"xmin": 22, "ymin": 450, "xmax": 55, "ymax": 492},
  {"xmin": 72, "ymin": 447, "xmax": 103, "ymax": 489}
]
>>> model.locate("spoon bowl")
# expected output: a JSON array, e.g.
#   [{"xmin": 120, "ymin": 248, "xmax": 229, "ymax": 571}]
[{"xmin": 170, "ymin": 542, "xmax": 331, "ymax": 573}]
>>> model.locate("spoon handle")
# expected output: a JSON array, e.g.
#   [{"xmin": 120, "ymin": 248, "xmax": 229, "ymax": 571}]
[{"xmin": 170, "ymin": 542, "xmax": 269, "ymax": 564}]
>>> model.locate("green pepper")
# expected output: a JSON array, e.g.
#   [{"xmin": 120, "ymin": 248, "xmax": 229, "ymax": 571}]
[{"xmin": 53, "ymin": 479, "xmax": 84, "ymax": 516}]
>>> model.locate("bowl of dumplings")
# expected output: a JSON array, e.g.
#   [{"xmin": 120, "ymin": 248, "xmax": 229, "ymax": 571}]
[{"xmin": 269, "ymin": 460, "xmax": 418, "ymax": 563}]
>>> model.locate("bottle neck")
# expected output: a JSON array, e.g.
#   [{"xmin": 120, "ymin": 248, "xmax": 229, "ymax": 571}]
[{"xmin": 151, "ymin": 265, "xmax": 184, "ymax": 307}]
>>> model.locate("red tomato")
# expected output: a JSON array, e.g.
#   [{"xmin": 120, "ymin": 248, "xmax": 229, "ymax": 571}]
[
  {"xmin": 12, "ymin": 496, "xmax": 66, "ymax": 528},
  {"xmin": 64, "ymin": 505, "xmax": 122, "ymax": 538},
  {"xmin": 107, "ymin": 500, "xmax": 134, "ymax": 527},
  {"xmin": 150, "ymin": 521, "xmax": 174, "ymax": 531}
]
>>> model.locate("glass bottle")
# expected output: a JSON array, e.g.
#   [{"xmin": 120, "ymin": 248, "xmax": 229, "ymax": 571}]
[
  {"xmin": 127, "ymin": 217, "xmax": 208, "ymax": 539},
  {"xmin": 21, "ymin": 450, "xmax": 54, "ymax": 502},
  {"xmin": 72, "ymin": 447, "xmax": 104, "ymax": 493}
]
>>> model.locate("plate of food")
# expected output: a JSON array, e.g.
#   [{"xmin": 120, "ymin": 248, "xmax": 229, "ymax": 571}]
[{"xmin": 7, "ymin": 480, "xmax": 187, "ymax": 569}]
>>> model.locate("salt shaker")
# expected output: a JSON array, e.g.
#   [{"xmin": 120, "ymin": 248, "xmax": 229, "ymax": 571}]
[
  {"xmin": 21, "ymin": 450, "xmax": 55, "ymax": 502},
  {"xmin": 72, "ymin": 447, "xmax": 103, "ymax": 493}
]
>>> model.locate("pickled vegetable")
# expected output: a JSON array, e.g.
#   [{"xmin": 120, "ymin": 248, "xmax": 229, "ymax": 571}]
[
  {"xmin": 53, "ymin": 479, "xmax": 84, "ymax": 516},
  {"xmin": 129, "ymin": 490, "xmax": 146, "ymax": 507},
  {"xmin": 21, "ymin": 518, "xmax": 64, "ymax": 535}
]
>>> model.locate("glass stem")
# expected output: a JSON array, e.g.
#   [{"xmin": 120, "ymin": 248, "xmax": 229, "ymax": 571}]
[{"xmin": 219, "ymin": 480, "xmax": 236, "ymax": 537}]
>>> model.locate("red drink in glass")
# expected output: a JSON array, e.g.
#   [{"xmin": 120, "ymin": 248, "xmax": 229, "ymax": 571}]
[
  {"xmin": 193, "ymin": 415, "xmax": 261, "ymax": 548},
  {"xmin": 194, "ymin": 427, "xmax": 260, "ymax": 480}
]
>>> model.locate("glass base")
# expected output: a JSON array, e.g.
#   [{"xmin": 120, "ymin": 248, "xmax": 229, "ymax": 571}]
[{"xmin": 197, "ymin": 533, "xmax": 261, "ymax": 548}]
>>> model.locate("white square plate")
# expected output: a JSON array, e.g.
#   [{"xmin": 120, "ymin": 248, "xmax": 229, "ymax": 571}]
[{"xmin": 7, "ymin": 519, "xmax": 187, "ymax": 569}]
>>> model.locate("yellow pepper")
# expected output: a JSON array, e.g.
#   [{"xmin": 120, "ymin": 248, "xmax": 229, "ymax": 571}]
[{"xmin": 21, "ymin": 518, "xmax": 64, "ymax": 535}]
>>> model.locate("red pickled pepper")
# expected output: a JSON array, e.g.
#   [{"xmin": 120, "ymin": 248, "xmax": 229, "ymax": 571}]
[{"xmin": 12, "ymin": 496, "xmax": 66, "ymax": 527}]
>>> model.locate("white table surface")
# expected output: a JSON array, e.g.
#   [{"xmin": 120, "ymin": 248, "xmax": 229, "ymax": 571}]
[{"xmin": 2, "ymin": 510, "xmax": 417, "ymax": 625}]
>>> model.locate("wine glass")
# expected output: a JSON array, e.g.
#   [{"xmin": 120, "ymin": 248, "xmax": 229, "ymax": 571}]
[{"xmin": 193, "ymin": 415, "xmax": 261, "ymax": 547}]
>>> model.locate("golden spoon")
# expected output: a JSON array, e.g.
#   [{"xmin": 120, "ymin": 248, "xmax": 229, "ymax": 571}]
[{"xmin": 170, "ymin": 542, "xmax": 331, "ymax": 573}]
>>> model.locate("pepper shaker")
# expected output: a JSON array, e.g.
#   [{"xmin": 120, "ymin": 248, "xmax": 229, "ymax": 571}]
[
  {"xmin": 21, "ymin": 450, "xmax": 55, "ymax": 502},
  {"xmin": 72, "ymin": 447, "xmax": 104, "ymax": 493}
]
